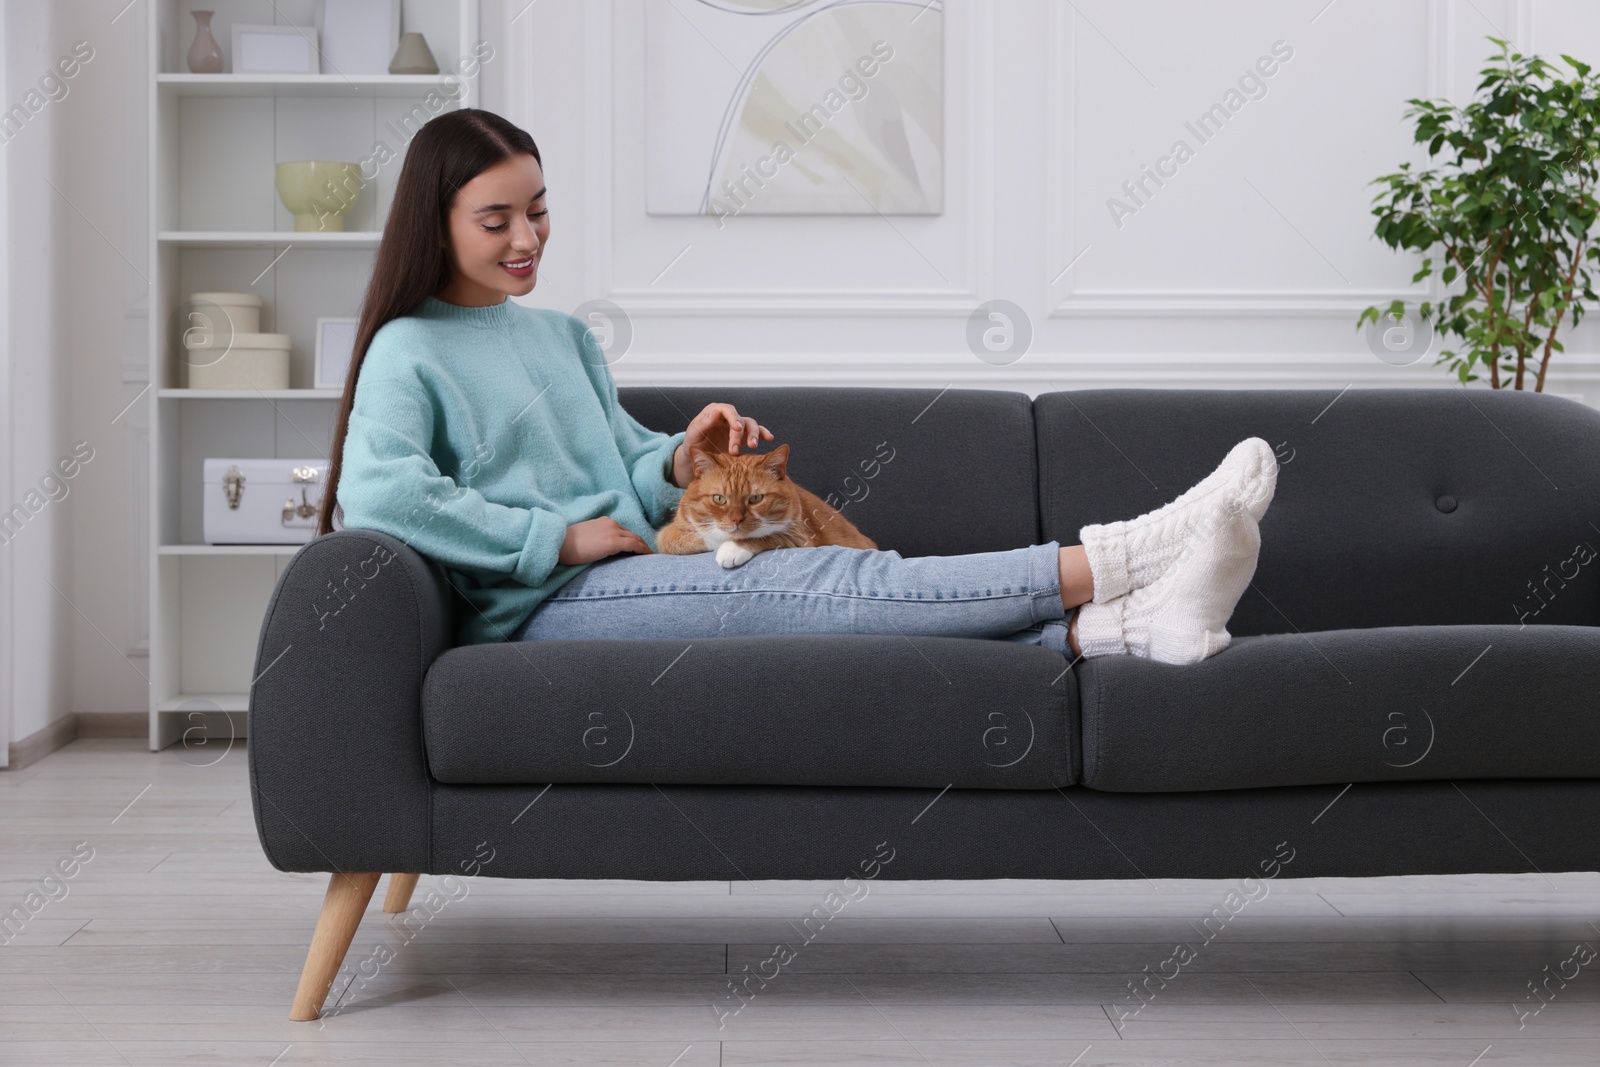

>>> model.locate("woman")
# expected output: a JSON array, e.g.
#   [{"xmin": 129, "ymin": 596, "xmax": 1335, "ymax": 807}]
[{"xmin": 321, "ymin": 108, "xmax": 1277, "ymax": 664}]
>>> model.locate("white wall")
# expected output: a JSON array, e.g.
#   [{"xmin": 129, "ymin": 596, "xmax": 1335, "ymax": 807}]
[
  {"xmin": 511, "ymin": 0, "xmax": 1597, "ymax": 404},
  {"xmin": 5, "ymin": 0, "xmax": 1597, "ymax": 735},
  {"xmin": 1, "ymin": 1, "xmax": 10, "ymax": 763},
  {"xmin": 3, "ymin": 0, "xmax": 73, "ymax": 753},
  {"xmin": 3, "ymin": 0, "xmax": 155, "ymax": 749},
  {"xmin": 49, "ymin": 1, "xmax": 152, "ymax": 732}
]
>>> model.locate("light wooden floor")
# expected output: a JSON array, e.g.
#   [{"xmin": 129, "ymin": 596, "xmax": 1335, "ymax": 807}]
[{"xmin": 2, "ymin": 738, "xmax": 1598, "ymax": 1065}]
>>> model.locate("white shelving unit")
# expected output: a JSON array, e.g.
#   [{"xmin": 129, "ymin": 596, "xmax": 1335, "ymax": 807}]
[{"xmin": 147, "ymin": 0, "xmax": 479, "ymax": 750}]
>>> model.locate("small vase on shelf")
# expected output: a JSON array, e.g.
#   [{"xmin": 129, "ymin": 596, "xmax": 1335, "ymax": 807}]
[
  {"xmin": 187, "ymin": 10, "xmax": 224, "ymax": 74},
  {"xmin": 389, "ymin": 33, "xmax": 439, "ymax": 75}
]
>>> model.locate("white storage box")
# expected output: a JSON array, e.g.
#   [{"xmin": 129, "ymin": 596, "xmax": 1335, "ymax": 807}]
[
  {"xmin": 203, "ymin": 458, "xmax": 326, "ymax": 544},
  {"xmin": 184, "ymin": 331, "xmax": 292, "ymax": 390},
  {"xmin": 190, "ymin": 291, "xmax": 263, "ymax": 335}
]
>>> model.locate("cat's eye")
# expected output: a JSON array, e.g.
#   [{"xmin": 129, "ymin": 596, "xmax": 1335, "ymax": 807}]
[
  {"xmin": 747, "ymin": 494, "xmax": 763, "ymax": 504},
  {"xmin": 711, "ymin": 494, "xmax": 726, "ymax": 505}
]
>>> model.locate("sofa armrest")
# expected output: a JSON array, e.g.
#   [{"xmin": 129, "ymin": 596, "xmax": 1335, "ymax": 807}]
[{"xmin": 247, "ymin": 529, "xmax": 456, "ymax": 873}]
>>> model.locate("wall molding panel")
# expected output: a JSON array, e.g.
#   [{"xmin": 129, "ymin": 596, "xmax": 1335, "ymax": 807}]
[
  {"xmin": 1045, "ymin": 0, "xmax": 1453, "ymax": 317},
  {"xmin": 585, "ymin": 0, "xmax": 993, "ymax": 315}
]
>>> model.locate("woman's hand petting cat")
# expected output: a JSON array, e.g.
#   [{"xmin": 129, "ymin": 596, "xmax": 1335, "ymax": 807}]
[
  {"xmin": 690, "ymin": 403, "xmax": 772, "ymax": 454},
  {"xmin": 559, "ymin": 516, "xmax": 652, "ymax": 565},
  {"xmin": 673, "ymin": 404, "xmax": 774, "ymax": 490}
]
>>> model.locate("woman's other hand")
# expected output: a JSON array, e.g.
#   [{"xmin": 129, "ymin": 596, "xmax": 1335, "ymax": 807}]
[{"xmin": 560, "ymin": 517, "xmax": 652, "ymax": 564}]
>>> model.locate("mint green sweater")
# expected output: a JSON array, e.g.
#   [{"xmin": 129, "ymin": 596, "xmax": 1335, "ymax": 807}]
[{"xmin": 336, "ymin": 295, "xmax": 686, "ymax": 646}]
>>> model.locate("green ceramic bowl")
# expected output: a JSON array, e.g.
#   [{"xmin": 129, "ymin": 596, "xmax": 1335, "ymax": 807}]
[{"xmin": 275, "ymin": 161, "xmax": 364, "ymax": 232}]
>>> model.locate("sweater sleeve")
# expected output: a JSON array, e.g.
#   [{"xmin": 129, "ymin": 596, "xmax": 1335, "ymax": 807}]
[
  {"xmin": 336, "ymin": 376, "xmax": 570, "ymax": 588},
  {"xmin": 579, "ymin": 326, "xmax": 687, "ymax": 529}
]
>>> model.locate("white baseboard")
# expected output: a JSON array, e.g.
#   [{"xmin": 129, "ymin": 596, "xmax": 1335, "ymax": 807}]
[{"xmin": 3, "ymin": 712, "xmax": 146, "ymax": 772}]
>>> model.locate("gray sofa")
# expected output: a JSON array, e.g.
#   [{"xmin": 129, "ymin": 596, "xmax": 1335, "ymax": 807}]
[{"xmin": 248, "ymin": 386, "xmax": 1600, "ymax": 1020}]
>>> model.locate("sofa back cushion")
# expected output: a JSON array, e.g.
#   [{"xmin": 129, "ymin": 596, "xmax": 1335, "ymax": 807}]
[
  {"xmin": 1036, "ymin": 388, "xmax": 1600, "ymax": 635},
  {"xmin": 623, "ymin": 386, "xmax": 1040, "ymax": 557}
]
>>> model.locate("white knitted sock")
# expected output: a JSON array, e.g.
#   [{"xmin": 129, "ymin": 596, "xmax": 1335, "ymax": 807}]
[
  {"xmin": 1078, "ymin": 437, "xmax": 1276, "ymax": 603},
  {"xmin": 1075, "ymin": 498, "xmax": 1262, "ymax": 665},
  {"xmin": 1127, "ymin": 498, "xmax": 1261, "ymax": 665},
  {"xmin": 1072, "ymin": 597, "xmax": 1128, "ymax": 658}
]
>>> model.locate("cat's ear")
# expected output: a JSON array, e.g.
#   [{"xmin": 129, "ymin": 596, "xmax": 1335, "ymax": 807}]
[
  {"xmin": 758, "ymin": 442, "xmax": 789, "ymax": 478},
  {"xmin": 689, "ymin": 442, "xmax": 720, "ymax": 477}
]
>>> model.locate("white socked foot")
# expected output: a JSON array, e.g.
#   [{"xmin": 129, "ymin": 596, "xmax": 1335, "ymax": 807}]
[
  {"xmin": 1072, "ymin": 598, "xmax": 1128, "ymax": 658},
  {"xmin": 1078, "ymin": 437, "xmax": 1276, "ymax": 603},
  {"xmin": 1123, "ymin": 498, "xmax": 1262, "ymax": 665}
]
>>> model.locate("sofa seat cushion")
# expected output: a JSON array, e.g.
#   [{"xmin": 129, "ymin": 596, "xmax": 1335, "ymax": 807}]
[
  {"xmin": 1078, "ymin": 624, "xmax": 1600, "ymax": 792},
  {"xmin": 422, "ymin": 634, "xmax": 1078, "ymax": 789}
]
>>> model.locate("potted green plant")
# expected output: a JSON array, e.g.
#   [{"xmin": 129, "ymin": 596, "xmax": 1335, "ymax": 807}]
[{"xmin": 1359, "ymin": 37, "xmax": 1600, "ymax": 391}]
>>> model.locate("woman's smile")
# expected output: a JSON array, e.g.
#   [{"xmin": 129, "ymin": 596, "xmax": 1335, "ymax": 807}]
[{"xmin": 499, "ymin": 252, "xmax": 538, "ymax": 278}]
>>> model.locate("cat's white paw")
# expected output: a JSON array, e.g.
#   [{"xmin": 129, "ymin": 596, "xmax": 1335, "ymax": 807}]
[{"xmin": 715, "ymin": 540, "xmax": 755, "ymax": 568}]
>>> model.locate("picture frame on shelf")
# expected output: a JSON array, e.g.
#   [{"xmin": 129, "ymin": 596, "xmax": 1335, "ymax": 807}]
[
  {"xmin": 315, "ymin": 318, "xmax": 359, "ymax": 389},
  {"xmin": 316, "ymin": 0, "xmax": 401, "ymax": 76},
  {"xmin": 231, "ymin": 24, "xmax": 320, "ymax": 74}
]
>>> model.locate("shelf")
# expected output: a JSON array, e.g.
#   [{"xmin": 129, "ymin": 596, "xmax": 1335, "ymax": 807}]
[
  {"xmin": 159, "ymin": 231, "xmax": 382, "ymax": 249},
  {"xmin": 159, "ymin": 544, "xmax": 309, "ymax": 556},
  {"xmin": 149, "ymin": 0, "xmax": 480, "ymax": 751},
  {"xmin": 158, "ymin": 388, "xmax": 343, "ymax": 399},
  {"xmin": 158, "ymin": 73, "xmax": 453, "ymax": 98},
  {"xmin": 157, "ymin": 693, "xmax": 249, "ymax": 713}
]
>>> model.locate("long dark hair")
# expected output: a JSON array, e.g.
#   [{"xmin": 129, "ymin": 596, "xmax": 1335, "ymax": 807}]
[{"xmin": 317, "ymin": 108, "xmax": 542, "ymax": 536}]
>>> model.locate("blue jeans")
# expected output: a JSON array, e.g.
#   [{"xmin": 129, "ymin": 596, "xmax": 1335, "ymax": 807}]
[{"xmin": 511, "ymin": 541, "xmax": 1075, "ymax": 656}]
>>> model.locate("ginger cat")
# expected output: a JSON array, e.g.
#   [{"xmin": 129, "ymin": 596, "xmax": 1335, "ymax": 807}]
[{"xmin": 657, "ymin": 442, "xmax": 877, "ymax": 568}]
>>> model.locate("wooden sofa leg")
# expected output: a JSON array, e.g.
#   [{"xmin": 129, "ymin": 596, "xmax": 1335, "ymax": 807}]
[
  {"xmin": 384, "ymin": 873, "xmax": 420, "ymax": 913},
  {"xmin": 290, "ymin": 871, "xmax": 381, "ymax": 1021}
]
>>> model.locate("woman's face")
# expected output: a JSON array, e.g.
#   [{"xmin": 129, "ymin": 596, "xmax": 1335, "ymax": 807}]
[{"xmin": 436, "ymin": 153, "xmax": 549, "ymax": 306}]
